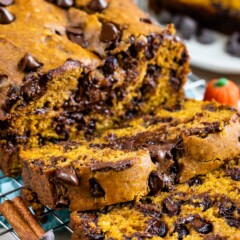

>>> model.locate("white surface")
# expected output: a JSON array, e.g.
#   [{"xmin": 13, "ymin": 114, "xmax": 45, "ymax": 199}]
[{"xmin": 186, "ymin": 31, "xmax": 240, "ymax": 74}]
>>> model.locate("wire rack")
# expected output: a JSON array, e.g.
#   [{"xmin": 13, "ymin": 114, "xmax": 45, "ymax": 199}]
[
  {"xmin": 0, "ymin": 74, "xmax": 205, "ymax": 240},
  {"xmin": 0, "ymin": 172, "xmax": 73, "ymax": 240}
]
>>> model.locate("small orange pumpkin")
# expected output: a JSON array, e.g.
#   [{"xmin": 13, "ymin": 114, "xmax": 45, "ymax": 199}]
[{"xmin": 204, "ymin": 78, "xmax": 239, "ymax": 108}]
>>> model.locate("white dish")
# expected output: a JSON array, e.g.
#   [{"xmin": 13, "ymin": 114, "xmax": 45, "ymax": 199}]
[
  {"xmin": 185, "ymin": 32, "xmax": 240, "ymax": 74},
  {"xmin": 137, "ymin": 0, "xmax": 240, "ymax": 74}
]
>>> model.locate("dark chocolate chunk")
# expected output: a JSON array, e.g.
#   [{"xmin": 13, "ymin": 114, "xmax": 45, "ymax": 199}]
[
  {"xmin": 205, "ymin": 234, "xmax": 225, "ymax": 240},
  {"xmin": 18, "ymin": 53, "xmax": 43, "ymax": 72},
  {"xmin": 90, "ymin": 159, "xmax": 133, "ymax": 172},
  {"xmin": 173, "ymin": 225, "xmax": 189, "ymax": 240},
  {"xmin": 226, "ymin": 32, "xmax": 240, "ymax": 58},
  {"xmin": 197, "ymin": 29, "xmax": 215, "ymax": 45},
  {"xmin": 162, "ymin": 197, "xmax": 180, "ymax": 216},
  {"xmin": 189, "ymin": 194, "xmax": 211, "ymax": 211},
  {"xmin": 226, "ymin": 168, "xmax": 240, "ymax": 181},
  {"xmin": 157, "ymin": 10, "xmax": 172, "ymax": 24},
  {"xmin": 146, "ymin": 218, "xmax": 168, "ymax": 237},
  {"xmin": 19, "ymin": 72, "xmax": 48, "ymax": 104},
  {"xmin": 39, "ymin": 230, "xmax": 55, "ymax": 240},
  {"xmin": 226, "ymin": 217, "xmax": 240, "ymax": 228},
  {"xmin": 175, "ymin": 215, "xmax": 195, "ymax": 225},
  {"xmin": 127, "ymin": 232, "xmax": 153, "ymax": 239},
  {"xmin": 56, "ymin": 0, "xmax": 74, "ymax": 8},
  {"xmin": 140, "ymin": 18, "xmax": 152, "ymax": 24},
  {"xmin": 89, "ymin": 178, "xmax": 105, "ymax": 198},
  {"xmin": 0, "ymin": 0, "xmax": 14, "ymax": 6},
  {"xmin": 187, "ymin": 176, "xmax": 203, "ymax": 186},
  {"xmin": 148, "ymin": 171, "xmax": 164, "ymax": 195},
  {"xmin": 218, "ymin": 197, "xmax": 236, "ymax": 218},
  {"xmin": 191, "ymin": 217, "xmax": 213, "ymax": 234},
  {"xmin": 103, "ymin": 56, "xmax": 118, "ymax": 75},
  {"xmin": 178, "ymin": 16, "xmax": 197, "ymax": 40},
  {"xmin": 88, "ymin": 0, "xmax": 107, "ymax": 12},
  {"xmin": 56, "ymin": 167, "xmax": 79, "ymax": 186},
  {"xmin": 148, "ymin": 142, "xmax": 174, "ymax": 163},
  {"xmin": 0, "ymin": 74, "xmax": 8, "ymax": 88},
  {"xmin": 5, "ymin": 84, "xmax": 20, "ymax": 110},
  {"xmin": 136, "ymin": 203, "xmax": 162, "ymax": 218},
  {"xmin": 0, "ymin": 7, "xmax": 15, "ymax": 24},
  {"xmin": 100, "ymin": 22, "xmax": 120, "ymax": 43},
  {"xmin": 169, "ymin": 77, "xmax": 181, "ymax": 92}
]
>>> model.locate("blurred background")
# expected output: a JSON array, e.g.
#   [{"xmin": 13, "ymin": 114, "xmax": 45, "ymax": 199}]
[{"xmin": 139, "ymin": 0, "xmax": 240, "ymax": 85}]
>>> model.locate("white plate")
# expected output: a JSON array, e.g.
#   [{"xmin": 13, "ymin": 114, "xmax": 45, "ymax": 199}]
[
  {"xmin": 185, "ymin": 32, "xmax": 240, "ymax": 74},
  {"xmin": 137, "ymin": 0, "xmax": 240, "ymax": 74}
]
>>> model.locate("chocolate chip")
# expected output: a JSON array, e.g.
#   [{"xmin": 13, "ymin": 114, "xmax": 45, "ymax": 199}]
[
  {"xmin": 189, "ymin": 194, "xmax": 211, "ymax": 211},
  {"xmin": 146, "ymin": 218, "xmax": 168, "ymax": 237},
  {"xmin": 90, "ymin": 159, "xmax": 133, "ymax": 172},
  {"xmin": 56, "ymin": 0, "xmax": 74, "ymax": 8},
  {"xmin": 148, "ymin": 171, "xmax": 164, "ymax": 195},
  {"xmin": 218, "ymin": 197, "xmax": 236, "ymax": 218},
  {"xmin": 226, "ymin": 217, "xmax": 240, "ymax": 228},
  {"xmin": 226, "ymin": 32, "xmax": 240, "ymax": 57},
  {"xmin": 162, "ymin": 197, "xmax": 180, "ymax": 216},
  {"xmin": 157, "ymin": 10, "xmax": 172, "ymax": 24},
  {"xmin": 0, "ymin": 74, "xmax": 8, "ymax": 88},
  {"xmin": 178, "ymin": 16, "xmax": 197, "ymax": 40},
  {"xmin": 226, "ymin": 168, "xmax": 240, "ymax": 181},
  {"xmin": 205, "ymin": 234, "xmax": 225, "ymax": 240},
  {"xmin": 136, "ymin": 202, "xmax": 162, "ymax": 218},
  {"xmin": 197, "ymin": 29, "xmax": 215, "ymax": 45},
  {"xmin": 89, "ymin": 178, "xmax": 105, "ymax": 198},
  {"xmin": 103, "ymin": 56, "xmax": 118, "ymax": 75},
  {"xmin": 191, "ymin": 217, "xmax": 213, "ymax": 234},
  {"xmin": 169, "ymin": 15, "xmax": 182, "ymax": 27},
  {"xmin": 5, "ymin": 84, "xmax": 20, "ymax": 110},
  {"xmin": 100, "ymin": 22, "xmax": 120, "ymax": 43},
  {"xmin": 187, "ymin": 176, "xmax": 203, "ymax": 186},
  {"xmin": 56, "ymin": 167, "xmax": 79, "ymax": 186},
  {"xmin": 169, "ymin": 77, "xmax": 181, "ymax": 92},
  {"xmin": 0, "ymin": 7, "xmax": 15, "ymax": 24},
  {"xmin": 18, "ymin": 53, "xmax": 43, "ymax": 72},
  {"xmin": 173, "ymin": 225, "xmax": 189, "ymax": 240},
  {"xmin": 88, "ymin": 0, "xmax": 107, "ymax": 12},
  {"xmin": 140, "ymin": 18, "xmax": 152, "ymax": 24},
  {"xmin": 0, "ymin": 0, "xmax": 14, "ymax": 6}
]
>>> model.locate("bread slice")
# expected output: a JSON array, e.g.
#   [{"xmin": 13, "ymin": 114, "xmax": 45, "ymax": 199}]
[
  {"xmin": 21, "ymin": 100, "xmax": 240, "ymax": 211},
  {"xmin": 21, "ymin": 141, "xmax": 155, "ymax": 211},
  {"xmin": 70, "ymin": 157, "xmax": 240, "ymax": 239},
  {"xmin": 0, "ymin": 0, "xmax": 189, "ymax": 176}
]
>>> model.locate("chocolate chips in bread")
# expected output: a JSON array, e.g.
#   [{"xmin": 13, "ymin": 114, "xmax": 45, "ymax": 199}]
[
  {"xmin": 70, "ymin": 158, "xmax": 240, "ymax": 240},
  {"xmin": 21, "ymin": 100, "xmax": 240, "ymax": 211},
  {"xmin": 21, "ymin": 141, "xmax": 155, "ymax": 211},
  {"xmin": 0, "ymin": 0, "xmax": 189, "ymax": 176}
]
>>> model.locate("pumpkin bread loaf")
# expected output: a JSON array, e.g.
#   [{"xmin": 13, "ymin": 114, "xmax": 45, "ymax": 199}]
[
  {"xmin": 21, "ymin": 100, "xmax": 240, "ymax": 211},
  {"xmin": 70, "ymin": 157, "xmax": 240, "ymax": 240},
  {"xmin": 0, "ymin": 0, "xmax": 189, "ymax": 176},
  {"xmin": 149, "ymin": 0, "xmax": 240, "ymax": 33}
]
